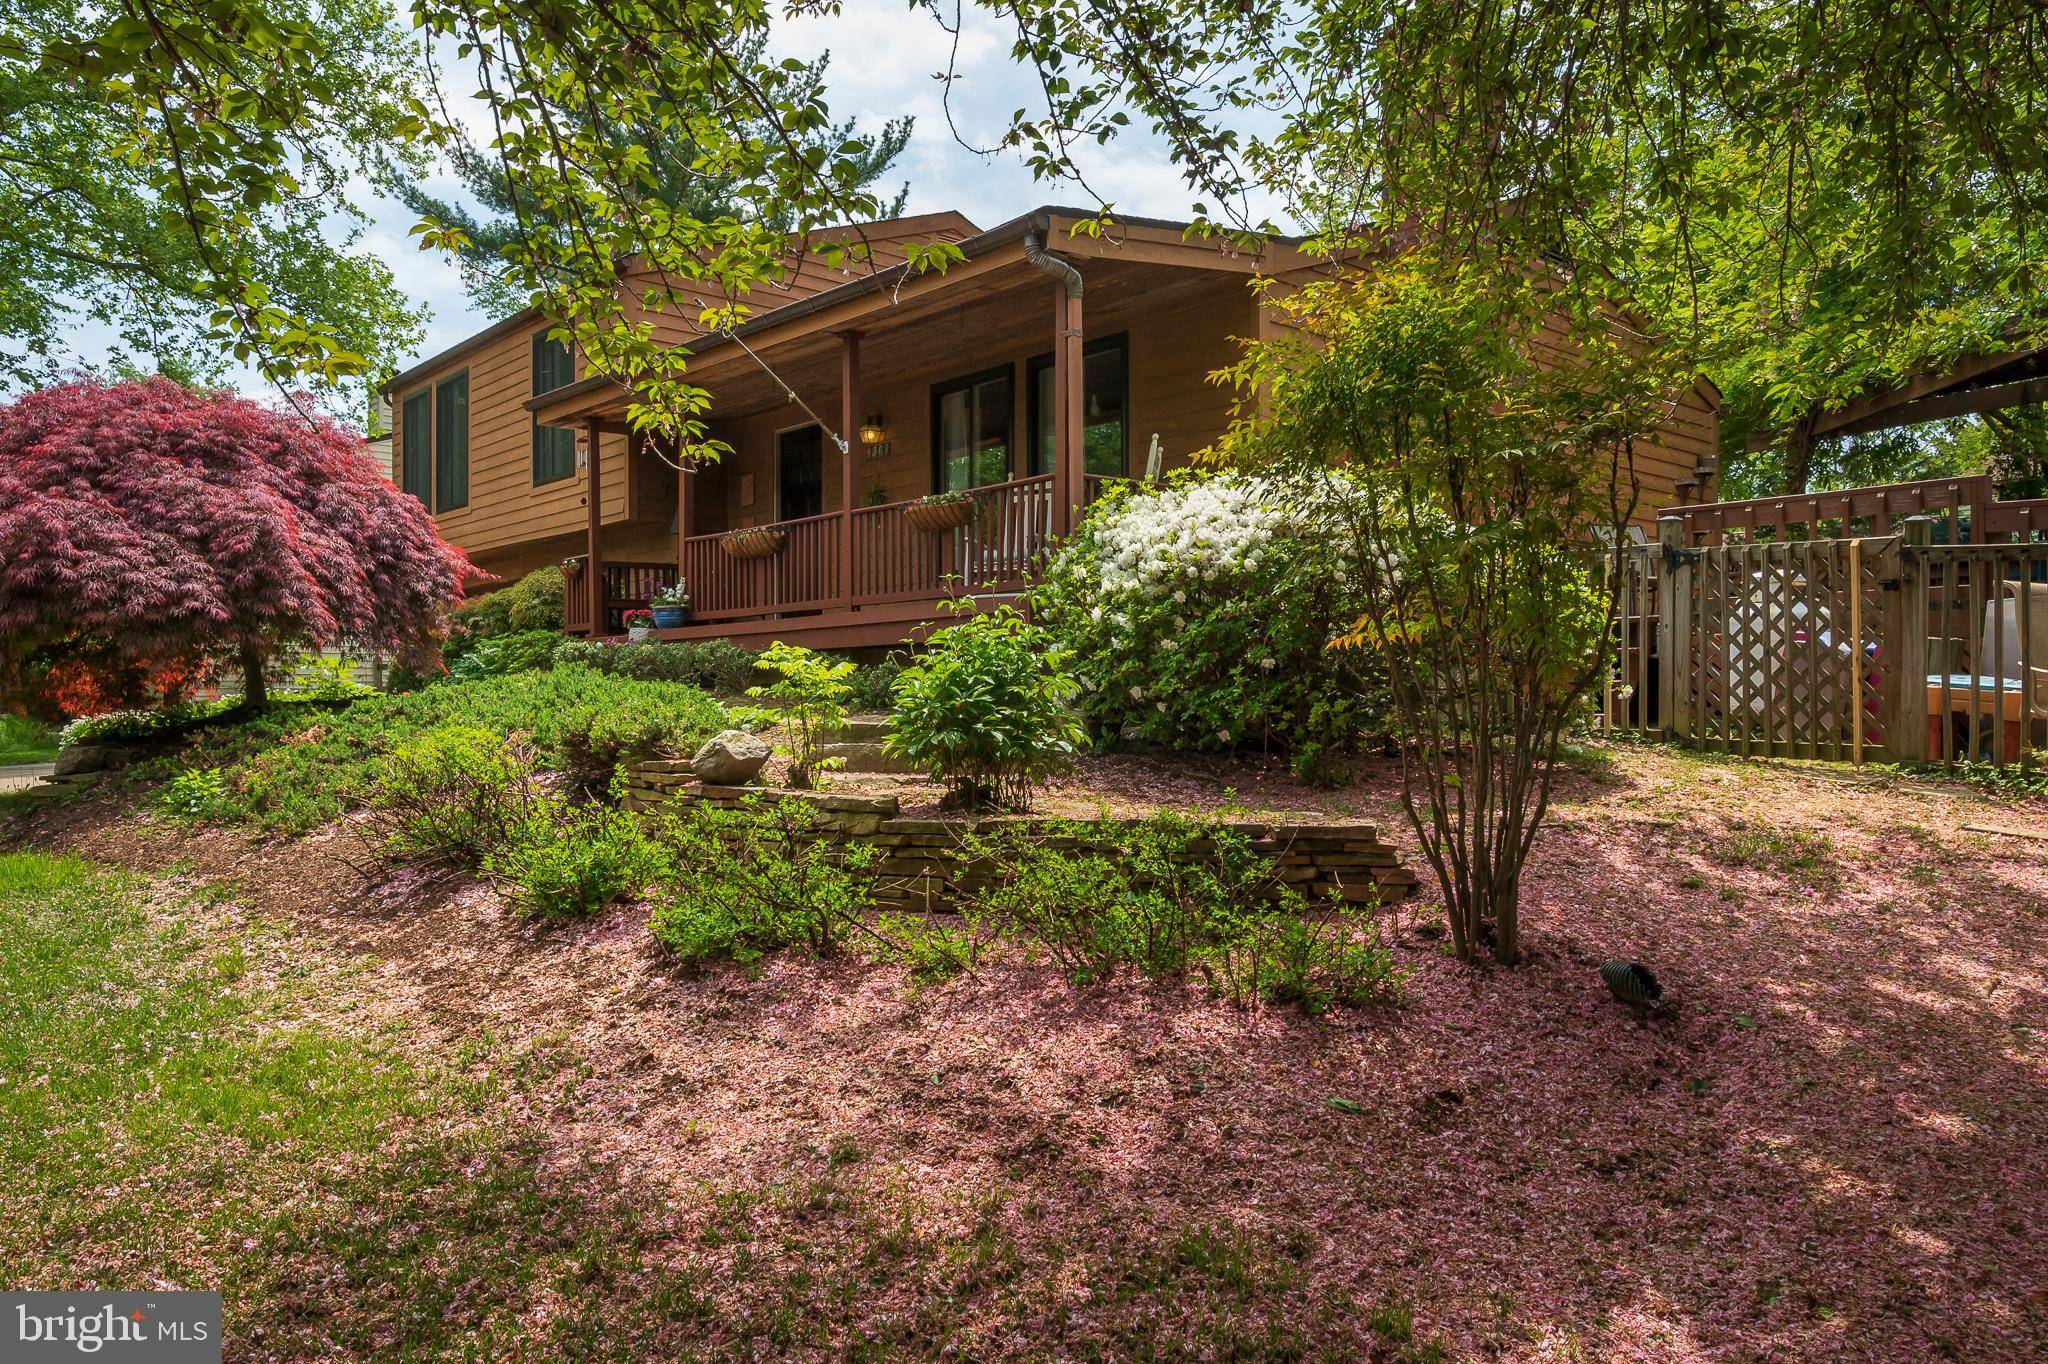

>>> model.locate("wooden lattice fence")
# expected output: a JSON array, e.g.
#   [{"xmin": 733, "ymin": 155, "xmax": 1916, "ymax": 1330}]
[{"xmin": 1607, "ymin": 514, "xmax": 2048, "ymax": 767}]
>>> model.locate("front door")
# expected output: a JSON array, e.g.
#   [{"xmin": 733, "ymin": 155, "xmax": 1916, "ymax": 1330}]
[{"xmin": 777, "ymin": 425, "xmax": 824, "ymax": 520}]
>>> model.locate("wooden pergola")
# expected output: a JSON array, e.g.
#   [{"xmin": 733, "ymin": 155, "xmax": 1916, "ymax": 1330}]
[{"xmin": 1759, "ymin": 334, "xmax": 2048, "ymax": 485}]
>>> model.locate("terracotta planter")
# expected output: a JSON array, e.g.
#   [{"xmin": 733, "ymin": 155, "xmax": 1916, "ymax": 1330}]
[
  {"xmin": 722, "ymin": 528, "xmax": 785, "ymax": 560},
  {"xmin": 904, "ymin": 498, "xmax": 975, "ymax": 533}
]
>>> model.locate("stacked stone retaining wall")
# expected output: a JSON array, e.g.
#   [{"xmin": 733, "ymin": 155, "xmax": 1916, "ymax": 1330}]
[{"xmin": 621, "ymin": 762, "xmax": 1417, "ymax": 912}]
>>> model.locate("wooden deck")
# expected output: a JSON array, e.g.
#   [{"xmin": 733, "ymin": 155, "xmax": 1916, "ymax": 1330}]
[{"xmin": 563, "ymin": 473, "xmax": 1109, "ymax": 647}]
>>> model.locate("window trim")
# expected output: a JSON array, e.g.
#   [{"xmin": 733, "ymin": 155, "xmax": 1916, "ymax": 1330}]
[
  {"xmin": 928, "ymin": 362, "xmax": 1018, "ymax": 493},
  {"xmin": 530, "ymin": 329, "xmax": 577, "ymax": 486},
  {"xmin": 1026, "ymin": 332, "xmax": 1130, "ymax": 479},
  {"xmin": 399, "ymin": 386, "xmax": 433, "ymax": 505},
  {"xmin": 433, "ymin": 369, "xmax": 469, "ymax": 513}
]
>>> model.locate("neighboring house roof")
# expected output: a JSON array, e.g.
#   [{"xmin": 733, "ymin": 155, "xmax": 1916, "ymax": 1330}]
[{"xmin": 381, "ymin": 210, "xmax": 982, "ymax": 397}]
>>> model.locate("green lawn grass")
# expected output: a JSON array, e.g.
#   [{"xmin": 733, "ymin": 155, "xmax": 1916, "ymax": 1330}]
[
  {"xmin": 0, "ymin": 714, "xmax": 58, "ymax": 766},
  {"xmin": 0, "ymin": 851, "xmax": 718, "ymax": 1358}
]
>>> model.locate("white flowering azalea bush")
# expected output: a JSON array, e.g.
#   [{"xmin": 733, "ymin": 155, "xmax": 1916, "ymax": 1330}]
[{"xmin": 1032, "ymin": 472, "xmax": 1389, "ymax": 781}]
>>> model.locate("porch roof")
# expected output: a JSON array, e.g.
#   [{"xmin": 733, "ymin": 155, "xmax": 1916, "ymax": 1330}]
[{"xmin": 527, "ymin": 205, "xmax": 1311, "ymax": 430}]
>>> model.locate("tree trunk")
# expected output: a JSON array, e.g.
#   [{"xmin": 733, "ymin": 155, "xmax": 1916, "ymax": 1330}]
[
  {"xmin": 238, "ymin": 642, "xmax": 268, "ymax": 712},
  {"xmin": 1781, "ymin": 406, "xmax": 1820, "ymax": 495}
]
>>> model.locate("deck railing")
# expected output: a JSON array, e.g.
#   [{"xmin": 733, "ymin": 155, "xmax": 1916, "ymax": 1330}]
[
  {"xmin": 1674, "ymin": 474, "xmax": 2048, "ymax": 545},
  {"xmin": 682, "ymin": 510, "xmax": 844, "ymax": 621},
  {"xmin": 566, "ymin": 473, "xmax": 1130, "ymax": 634},
  {"xmin": 850, "ymin": 474, "xmax": 1056, "ymax": 608},
  {"xmin": 561, "ymin": 560, "xmax": 680, "ymax": 634}
]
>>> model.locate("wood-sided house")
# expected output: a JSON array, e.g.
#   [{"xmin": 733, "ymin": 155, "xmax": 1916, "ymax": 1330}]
[{"xmin": 381, "ymin": 206, "xmax": 1723, "ymax": 648}]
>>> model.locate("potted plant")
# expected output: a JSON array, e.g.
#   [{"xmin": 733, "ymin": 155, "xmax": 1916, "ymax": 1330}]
[
  {"xmin": 650, "ymin": 581, "xmax": 691, "ymax": 629},
  {"xmin": 623, "ymin": 608, "xmax": 655, "ymax": 641},
  {"xmin": 904, "ymin": 490, "xmax": 975, "ymax": 533},
  {"xmin": 722, "ymin": 525, "xmax": 785, "ymax": 559}
]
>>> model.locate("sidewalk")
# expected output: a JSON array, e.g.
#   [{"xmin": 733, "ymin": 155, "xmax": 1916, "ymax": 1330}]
[{"xmin": 0, "ymin": 762, "xmax": 55, "ymax": 794}]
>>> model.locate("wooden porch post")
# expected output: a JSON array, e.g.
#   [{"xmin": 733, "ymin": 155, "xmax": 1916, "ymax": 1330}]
[
  {"xmin": 584, "ymin": 418, "xmax": 605, "ymax": 635},
  {"xmin": 1053, "ymin": 285, "xmax": 1084, "ymax": 536},
  {"xmin": 839, "ymin": 331, "xmax": 861, "ymax": 609}
]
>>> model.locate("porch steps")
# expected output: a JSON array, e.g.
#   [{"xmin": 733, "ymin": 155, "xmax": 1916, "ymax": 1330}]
[{"xmin": 816, "ymin": 717, "xmax": 921, "ymax": 774}]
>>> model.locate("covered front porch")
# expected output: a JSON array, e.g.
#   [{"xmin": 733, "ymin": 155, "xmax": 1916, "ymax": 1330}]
[
  {"xmin": 558, "ymin": 471, "xmax": 1119, "ymax": 648},
  {"xmin": 537, "ymin": 210, "xmax": 1289, "ymax": 648}
]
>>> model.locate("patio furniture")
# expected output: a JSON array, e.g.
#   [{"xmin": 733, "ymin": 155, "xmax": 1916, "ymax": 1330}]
[{"xmin": 1926, "ymin": 581, "xmax": 2048, "ymax": 760}]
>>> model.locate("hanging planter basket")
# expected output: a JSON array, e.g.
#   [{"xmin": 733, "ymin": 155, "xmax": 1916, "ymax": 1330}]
[
  {"xmin": 904, "ymin": 497, "xmax": 976, "ymax": 534},
  {"xmin": 722, "ymin": 528, "xmax": 786, "ymax": 560}
]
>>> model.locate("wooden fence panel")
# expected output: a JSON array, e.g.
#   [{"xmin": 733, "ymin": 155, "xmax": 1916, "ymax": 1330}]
[
  {"xmin": 1913, "ymin": 538, "xmax": 2048, "ymax": 768},
  {"xmin": 1602, "ymin": 544, "xmax": 1662, "ymax": 734},
  {"xmin": 1629, "ymin": 534, "xmax": 1900, "ymax": 760},
  {"xmin": 1613, "ymin": 517, "xmax": 2048, "ymax": 768}
]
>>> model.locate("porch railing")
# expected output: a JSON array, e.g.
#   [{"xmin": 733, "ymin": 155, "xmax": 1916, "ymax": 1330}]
[
  {"xmin": 565, "ymin": 473, "xmax": 1129, "ymax": 634},
  {"xmin": 561, "ymin": 560, "xmax": 680, "ymax": 634},
  {"xmin": 683, "ymin": 509, "xmax": 844, "ymax": 620},
  {"xmin": 677, "ymin": 474, "xmax": 1060, "ymax": 626}
]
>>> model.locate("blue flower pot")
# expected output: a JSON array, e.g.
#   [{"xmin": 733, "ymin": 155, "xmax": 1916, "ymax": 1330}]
[{"xmin": 651, "ymin": 605, "xmax": 690, "ymax": 630}]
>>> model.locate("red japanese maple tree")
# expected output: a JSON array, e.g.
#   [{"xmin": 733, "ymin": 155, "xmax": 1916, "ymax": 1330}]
[{"xmin": 0, "ymin": 377, "xmax": 473, "ymax": 710}]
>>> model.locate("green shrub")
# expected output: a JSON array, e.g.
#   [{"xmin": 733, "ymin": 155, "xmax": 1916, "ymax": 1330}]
[
  {"xmin": 554, "ymin": 684, "xmax": 726, "ymax": 790},
  {"xmin": 58, "ymin": 697, "xmax": 240, "ymax": 748},
  {"xmin": 551, "ymin": 637, "xmax": 758, "ymax": 693},
  {"xmin": 840, "ymin": 655, "xmax": 902, "ymax": 711},
  {"xmin": 962, "ymin": 815, "xmax": 1404, "ymax": 1008},
  {"xmin": 285, "ymin": 655, "xmax": 379, "ymax": 701},
  {"xmin": 1031, "ymin": 472, "xmax": 1390, "ymax": 782},
  {"xmin": 362, "ymin": 720, "xmax": 660, "ymax": 912},
  {"xmin": 964, "ymin": 815, "xmax": 1269, "ymax": 981},
  {"xmin": 153, "ymin": 666, "xmax": 726, "ymax": 834},
  {"xmin": 154, "ymin": 766, "xmax": 230, "ymax": 823},
  {"xmin": 1218, "ymin": 910, "xmax": 1405, "ymax": 1013},
  {"xmin": 871, "ymin": 910, "xmax": 980, "ymax": 982},
  {"xmin": 449, "ymin": 630, "xmax": 561, "ymax": 679},
  {"xmin": 365, "ymin": 726, "xmax": 540, "ymax": 866},
  {"xmin": 450, "ymin": 566, "xmax": 566, "ymax": 640},
  {"xmin": 484, "ymin": 803, "xmax": 659, "ymax": 917},
  {"xmin": 885, "ymin": 607, "xmax": 1087, "ymax": 809},
  {"xmin": 741, "ymin": 642, "xmax": 853, "ymax": 788},
  {"xmin": 647, "ymin": 798, "xmax": 877, "ymax": 965}
]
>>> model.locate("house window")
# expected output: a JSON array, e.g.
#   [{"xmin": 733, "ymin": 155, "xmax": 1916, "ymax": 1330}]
[
  {"xmin": 931, "ymin": 364, "xmax": 1014, "ymax": 492},
  {"xmin": 399, "ymin": 388, "xmax": 432, "ymax": 505},
  {"xmin": 531, "ymin": 331, "xmax": 577, "ymax": 485},
  {"xmin": 434, "ymin": 372, "xmax": 469, "ymax": 512},
  {"xmin": 1028, "ymin": 334, "xmax": 1128, "ymax": 479}
]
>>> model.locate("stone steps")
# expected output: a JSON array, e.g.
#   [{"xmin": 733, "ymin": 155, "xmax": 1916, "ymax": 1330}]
[
  {"xmin": 822, "ymin": 716, "xmax": 891, "ymax": 743},
  {"xmin": 816, "ymin": 716, "xmax": 909, "ymax": 773}
]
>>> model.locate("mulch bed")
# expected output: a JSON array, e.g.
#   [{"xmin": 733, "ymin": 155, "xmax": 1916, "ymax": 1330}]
[{"xmin": 8, "ymin": 746, "xmax": 2046, "ymax": 1361}]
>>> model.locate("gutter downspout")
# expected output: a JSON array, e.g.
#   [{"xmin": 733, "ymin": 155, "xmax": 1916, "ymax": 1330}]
[
  {"xmin": 1023, "ymin": 228, "xmax": 1084, "ymax": 298},
  {"xmin": 1024, "ymin": 227, "xmax": 1085, "ymax": 535}
]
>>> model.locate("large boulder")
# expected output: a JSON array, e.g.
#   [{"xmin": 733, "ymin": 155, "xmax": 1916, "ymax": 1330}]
[
  {"xmin": 53, "ymin": 744, "xmax": 109, "ymax": 776},
  {"xmin": 690, "ymin": 730, "xmax": 771, "ymax": 785}
]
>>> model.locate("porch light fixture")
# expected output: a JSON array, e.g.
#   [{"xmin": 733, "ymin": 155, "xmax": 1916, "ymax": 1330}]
[{"xmin": 858, "ymin": 415, "xmax": 889, "ymax": 446}]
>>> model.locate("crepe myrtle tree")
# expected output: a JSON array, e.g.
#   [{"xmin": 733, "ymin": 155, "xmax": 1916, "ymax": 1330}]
[
  {"xmin": 1210, "ymin": 253, "xmax": 1674, "ymax": 965},
  {"xmin": 0, "ymin": 377, "xmax": 473, "ymax": 710}
]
